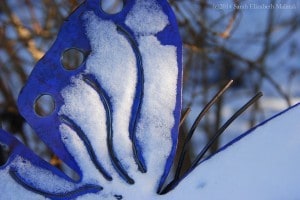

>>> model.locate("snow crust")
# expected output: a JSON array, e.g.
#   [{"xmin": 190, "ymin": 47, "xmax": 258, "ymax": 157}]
[
  {"xmin": 84, "ymin": 12, "xmax": 139, "ymax": 174},
  {"xmin": 125, "ymin": 0, "xmax": 169, "ymax": 35},
  {"xmin": 59, "ymin": 77, "xmax": 112, "ymax": 179},
  {"xmin": 0, "ymin": 156, "xmax": 77, "ymax": 200},
  {"xmin": 0, "ymin": 169, "xmax": 45, "ymax": 200},
  {"xmin": 135, "ymin": 35, "xmax": 177, "ymax": 188}
]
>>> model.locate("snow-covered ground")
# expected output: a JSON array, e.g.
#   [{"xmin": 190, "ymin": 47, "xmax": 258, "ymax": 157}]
[{"xmin": 167, "ymin": 102, "xmax": 300, "ymax": 200}]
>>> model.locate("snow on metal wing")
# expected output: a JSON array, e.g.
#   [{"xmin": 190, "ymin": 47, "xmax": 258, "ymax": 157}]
[{"xmin": 0, "ymin": 0, "xmax": 182, "ymax": 199}]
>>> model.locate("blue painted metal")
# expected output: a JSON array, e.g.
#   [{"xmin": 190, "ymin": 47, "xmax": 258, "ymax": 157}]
[
  {"xmin": 0, "ymin": 0, "xmax": 182, "ymax": 199},
  {"xmin": 0, "ymin": 128, "xmax": 103, "ymax": 199}
]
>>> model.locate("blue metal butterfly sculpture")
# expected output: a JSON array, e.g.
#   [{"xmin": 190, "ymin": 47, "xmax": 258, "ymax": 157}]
[
  {"xmin": 2, "ymin": 0, "xmax": 300, "ymax": 199},
  {"xmin": 0, "ymin": 0, "xmax": 183, "ymax": 199}
]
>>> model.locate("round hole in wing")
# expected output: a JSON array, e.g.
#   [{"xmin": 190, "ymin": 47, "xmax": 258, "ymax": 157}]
[
  {"xmin": 62, "ymin": 48, "xmax": 85, "ymax": 70},
  {"xmin": 100, "ymin": 0, "xmax": 124, "ymax": 14},
  {"xmin": 34, "ymin": 94, "xmax": 55, "ymax": 117}
]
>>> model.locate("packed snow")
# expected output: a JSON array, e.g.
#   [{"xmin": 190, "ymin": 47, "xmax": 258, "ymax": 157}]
[
  {"xmin": 125, "ymin": 0, "xmax": 169, "ymax": 35},
  {"xmin": 166, "ymin": 103, "xmax": 300, "ymax": 200},
  {"xmin": 59, "ymin": 77, "xmax": 113, "ymax": 182},
  {"xmin": 0, "ymin": 156, "xmax": 82, "ymax": 199}
]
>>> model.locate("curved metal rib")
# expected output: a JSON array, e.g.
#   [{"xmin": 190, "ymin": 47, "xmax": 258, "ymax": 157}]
[
  {"xmin": 82, "ymin": 74, "xmax": 135, "ymax": 184},
  {"xmin": 116, "ymin": 25, "xmax": 147, "ymax": 173},
  {"xmin": 9, "ymin": 168, "xmax": 102, "ymax": 199},
  {"xmin": 59, "ymin": 115, "xmax": 112, "ymax": 181}
]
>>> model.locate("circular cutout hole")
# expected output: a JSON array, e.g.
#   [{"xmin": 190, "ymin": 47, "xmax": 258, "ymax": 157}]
[
  {"xmin": 100, "ymin": 0, "xmax": 124, "ymax": 14},
  {"xmin": 62, "ymin": 48, "xmax": 85, "ymax": 70},
  {"xmin": 34, "ymin": 94, "xmax": 55, "ymax": 117}
]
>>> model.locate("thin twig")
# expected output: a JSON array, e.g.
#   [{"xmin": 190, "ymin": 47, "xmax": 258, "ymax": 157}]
[
  {"xmin": 180, "ymin": 107, "xmax": 191, "ymax": 127},
  {"xmin": 218, "ymin": 0, "xmax": 240, "ymax": 39}
]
